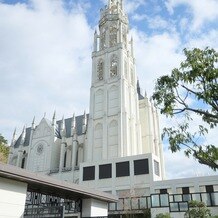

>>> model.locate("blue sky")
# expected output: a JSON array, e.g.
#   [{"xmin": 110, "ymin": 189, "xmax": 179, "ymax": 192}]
[{"xmin": 0, "ymin": 0, "xmax": 217, "ymax": 178}]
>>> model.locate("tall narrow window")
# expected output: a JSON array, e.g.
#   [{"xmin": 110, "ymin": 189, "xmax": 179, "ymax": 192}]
[
  {"xmin": 21, "ymin": 157, "xmax": 25, "ymax": 169},
  {"xmin": 93, "ymin": 123, "xmax": 103, "ymax": 161},
  {"xmin": 108, "ymin": 120, "xmax": 118, "ymax": 158},
  {"xmin": 64, "ymin": 151, "xmax": 67, "ymax": 168},
  {"xmin": 182, "ymin": 187, "xmax": 190, "ymax": 202},
  {"xmin": 97, "ymin": 59, "xmax": 104, "ymax": 80},
  {"xmin": 154, "ymin": 160, "xmax": 160, "ymax": 176},
  {"xmin": 109, "ymin": 25, "xmax": 117, "ymax": 47},
  {"xmin": 100, "ymin": 28, "xmax": 106, "ymax": 50},
  {"xmin": 110, "ymin": 55, "xmax": 118, "ymax": 77}
]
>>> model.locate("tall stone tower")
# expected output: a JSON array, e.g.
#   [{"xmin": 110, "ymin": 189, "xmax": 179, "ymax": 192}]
[{"xmin": 86, "ymin": 0, "xmax": 142, "ymax": 162}]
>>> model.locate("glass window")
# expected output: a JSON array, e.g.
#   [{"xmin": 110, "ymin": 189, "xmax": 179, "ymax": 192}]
[
  {"xmin": 117, "ymin": 199, "xmax": 124, "ymax": 210},
  {"xmin": 124, "ymin": 198, "xmax": 131, "ymax": 210},
  {"xmin": 109, "ymin": 203, "xmax": 116, "ymax": 211},
  {"xmin": 179, "ymin": 202, "xmax": 188, "ymax": 211},
  {"xmin": 151, "ymin": 195, "xmax": 160, "ymax": 207},
  {"xmin": 206, "ymin": 185, "xmax": 214, "ymax": 193},
  {"xmin": 99, "ymin": 164, "xmax": 112, "ymax": 179},
  {"xmin": 139, "ymin": 197, "xmax": 147, "ymax": 209},
  {"xmin": 132, "ymin": 198, "xmax": 139, "ymax": 210},
  {"xmin": 170, "ymin": 202, "xmax": 179, "ymax": 212},
  {"xmin": 116, "ymin": 161, "xmax": 130, "ymax": 177},
  {"xmin": 174, "ymin": 194, "xmax": 182, "ymax": 202},
  {"xmin": 154, "ymin": 160, "xmax": 160, "ymax": 176},
  {"xmin": 160, "ymin": 194, "xmax": 169, "ymax": 207},
  {"xmin": 134, "ymin": 159, "xmax": 149, "ymax": 175},
  {"xmin": 83, "ymin": 166, "xmax": 95, "ymax": 181}
]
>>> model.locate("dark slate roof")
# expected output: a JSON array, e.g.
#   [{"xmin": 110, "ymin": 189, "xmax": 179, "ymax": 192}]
[
  {"xmin": 24, "ymin": 127, "xmax": 31, "ymax": 147},
  {"xmin": 138, "ymin": 92, "xmax": 144, "ymax": 100},
  {"xmin": 13, "ymin": 114, "xmax": 89, "ymax": 148},
  {"xmin": 56, "ymin": 114, "xmax": 89, "ymax": 139},
  {"xmin": 14, "ymin": 127, "xmax": 31, "ymax": 148},
  {"xmin": 137, "ymin": 80, "xmax": 145, "ymax": 100}
]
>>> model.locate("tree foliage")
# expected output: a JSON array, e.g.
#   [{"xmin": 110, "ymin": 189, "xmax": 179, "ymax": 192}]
[
  {"xmin": 152, "ymin": 47, "xmax": 218, "ymax": 170},
  {"xmin": 155, "ymin": 213, "xmax": 171, "ymax": 218},
  {"xmin": 0, "ymin": 134, "xmax": 9, "ymax": 163},
  {"xmin": 184, "ymin": 200, "xmax": 211, "ymax": 218}
]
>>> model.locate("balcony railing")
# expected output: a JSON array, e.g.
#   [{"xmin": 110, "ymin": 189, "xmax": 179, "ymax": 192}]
[{"xmin": 109, "ymin": 191, "xmax": 218, "ymax": 213}]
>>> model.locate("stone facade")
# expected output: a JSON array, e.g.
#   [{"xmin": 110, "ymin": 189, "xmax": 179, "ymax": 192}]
[{"xmin": 8, "ymin": 0, "xmax": 164, "ymax": 188}]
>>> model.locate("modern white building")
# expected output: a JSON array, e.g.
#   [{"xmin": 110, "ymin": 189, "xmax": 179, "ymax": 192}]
[{"xmin": 7, "ymin": 0, "xmax": 218, "ymax": 217}]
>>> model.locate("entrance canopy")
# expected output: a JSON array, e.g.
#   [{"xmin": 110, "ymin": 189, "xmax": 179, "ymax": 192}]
[{"xmin": 0, "ymin": 163, "xmax": 117, "ymax": 203}]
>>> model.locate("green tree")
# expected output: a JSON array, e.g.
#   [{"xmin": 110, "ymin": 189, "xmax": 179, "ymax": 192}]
[
  {"xmin": 152, "ymin": 47, "xmax": 218, "ymax": 170},
  {"xmin": 0, "ymin": 134, "xmax": 9, "ymax": 163},
  {"xmin": 184, "ymin": 200, "xmax": 211, "ymax": 218},
  {"xmin": 155, "ymin": 213, "xmax": 171, "ymax": 218}
]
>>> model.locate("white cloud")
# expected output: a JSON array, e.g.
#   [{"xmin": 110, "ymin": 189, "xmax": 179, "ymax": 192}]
[
  {"xmin": 187, "ymin": 30, "xmax": 218, "ymax": 50},
  {"xmin": 0, "ymin": 0, "xmax": 93, "ymax": 141},
  {"xmin": 125, "ymin": 0, "xmax": 146, "ymax": 14},
  {"xmin": 164, "ymin": 148, "xmax": 218, "ymax": 179},
  {"xmin": 130, "ymin": 28, "xmax": 183, "ymax": 96},
  {"xmin": 132, "ymin": 13, "xmax": 147, "ymax": 21},
  {"xmin": 166, "ymin": 0, "xmax": 218, "ymax": 31}
]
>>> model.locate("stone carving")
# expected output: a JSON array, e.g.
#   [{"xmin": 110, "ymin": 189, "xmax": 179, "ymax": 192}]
[
  {"xmin": 100, "ymin": 28, "xmax": 106, "ymax": 50},
  {"xmin": 131, "ymin": 68, "xmax": 135, "ymax": 85},
  {"xmin": 97, "ymin": 59, "xmax": 104, "ymax": 80},
  {"xmin": 109, "ymin": 25, "xmax": 117, "ymax": 47},
  {"xmin": 124, "ymin": 60, "xmax": 128, "ymax": 78},
  {"xmin": 122, "ymin": 26, "xmax": 127, "ymax": 47},
  {"xmin": 110, "ymin": 55, "xmax": 118, "ymax": 77},
  {"xmin": 110, "ymin": 0, "xmax": 118, "ymax": 14},
  {"xmin": 36, "ymin": 144, "xmax": 44, "ymax": 155}
]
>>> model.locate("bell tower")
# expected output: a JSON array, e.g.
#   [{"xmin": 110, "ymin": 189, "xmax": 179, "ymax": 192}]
[{"xmin": 86, "ymin": 0, "xmax": 142, "ymax": 162}]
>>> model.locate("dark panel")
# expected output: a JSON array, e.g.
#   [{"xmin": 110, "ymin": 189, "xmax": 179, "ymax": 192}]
[
  {"xmin": 116, "ymin": 161, "xmax": 130, "ymax": 177},
  {"xmin": 160, "ymin": 189, "xmax": 168, "ymax": 194},
  {"xmin": 154, "ymin": 160, "xmax": 160, "ymax": 176},
  {"xmin": 99, "ymin": 164, "xmax": 112, "ymax": 179},
  {"xmin": 83, "ymin": 166, "xmax": 95, "ymax": 181},
  {"xmin": 206, "ymin": 185, "xmax": 214, "ymax": 193},
  {"xmin": 134, "ymin": 159, "xmax": 149, "ymax": 175},
  {"xmin": 182, "ymin": 187, "xmax": 190, "ymax": 194}
]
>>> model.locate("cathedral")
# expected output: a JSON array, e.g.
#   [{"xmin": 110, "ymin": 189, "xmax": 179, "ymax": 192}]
[{"xmin": 7, "ymin": 0, "xmax": 218, "ymax": 217}]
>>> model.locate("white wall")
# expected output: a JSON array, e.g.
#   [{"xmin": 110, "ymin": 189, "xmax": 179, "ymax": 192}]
[
  {"xmin": 82, "ymin": 198, "xmax": 108, "ymax": 217},
  {"xmin": 0, "ymin": 177, "xmax": 27, "ymax": 218}
]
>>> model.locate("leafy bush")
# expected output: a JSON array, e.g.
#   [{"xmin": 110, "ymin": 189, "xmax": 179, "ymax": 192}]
[{"xmin": 185, "ymin": 200, "xmax": 211, "ymax": 218}]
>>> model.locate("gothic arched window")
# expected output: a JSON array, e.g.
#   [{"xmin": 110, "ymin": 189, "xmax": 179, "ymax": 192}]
[
  {"xmin": 97, "ymin": 59, "xmax": 104, "ymax": 80},
  {"xmin": 100, "ymin": 28, "xmax": 106, "ymax": 50},
  {"xmin": 110, "ymin": 55, "xmax": 118, "ymax": 77},
  {"xmin": 109, "ymin": 24, "xmax": 117, "ymax": 47}
]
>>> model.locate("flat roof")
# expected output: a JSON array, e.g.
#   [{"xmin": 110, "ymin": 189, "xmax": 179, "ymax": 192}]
[{"xmin": 0, "ymin": 163, "xmax": 118, "ymax": 203}]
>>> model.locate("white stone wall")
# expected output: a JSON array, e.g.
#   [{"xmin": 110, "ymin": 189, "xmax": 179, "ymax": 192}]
[
  {"xmin": 82, "ymin": 198, "xmax": 108, "ymax": 217},
  {"xmin": 79, "ymin": 154, "xmax": 163, "ymax": 196}
]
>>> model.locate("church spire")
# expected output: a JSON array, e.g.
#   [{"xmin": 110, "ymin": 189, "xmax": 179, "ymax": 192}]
[
  {"xmin": 71, "ymin": 113, "xmax": 77, "ymax": 136},
  {"xmin": 11, "ymin": 128, "xmax": 17, "ymax": 147},
  {"xmin": 52, "ymin": 110, "xmax": 56, "ymax": 126},
  {"xmin": 20, "ymin": 125, "xmax": 26, "ymax": 146},
  {"xmin": 82, "ymin": 111, "xmax": 87, "ymax": 134},
  {"xmin": 60, "ymin": 116, "xmax": 66, "ymax": 138},
  {"xmin": 31, "ymin": 116, "xmax": 35, "ymax": 130}
]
